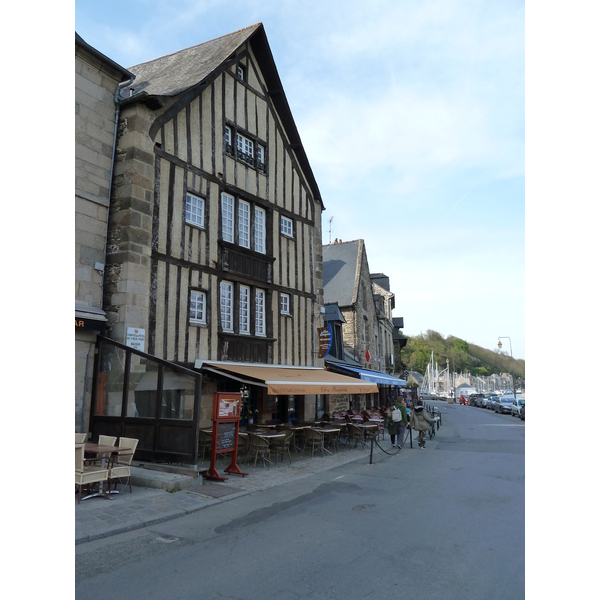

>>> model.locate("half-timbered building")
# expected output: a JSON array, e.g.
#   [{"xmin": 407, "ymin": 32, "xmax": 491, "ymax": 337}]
[{"xmin": 87, "ymin": 24, "xmax": 376, "ymax": 461}]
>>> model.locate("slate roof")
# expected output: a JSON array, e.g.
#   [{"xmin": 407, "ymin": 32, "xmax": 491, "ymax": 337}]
[
  {"xmin": 323, "ymin": 303, "xmax": 346, "ymax": 323},
  {"xmin": 322, "ymin": 241, "xmax": 361, "ymax": 307},
  {"xmin": 116, "ymin": 23, "xmax": 322, "ymax": 206},
  {"xmin": 121, "ymin": 25, "xmax": 260, "ymax": 99}
]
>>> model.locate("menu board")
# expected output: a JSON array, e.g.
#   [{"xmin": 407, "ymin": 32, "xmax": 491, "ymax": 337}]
[
  {"xmin": 215, "ymin": 422, "xmax": 237, "ymax": 451},
  {"xmin": 213, "ymin": 393, "xmax": 241, "ymax": 420},
  {"xmin": 219, "ymin": 399, "xmax": 239, "ymax": 417}
]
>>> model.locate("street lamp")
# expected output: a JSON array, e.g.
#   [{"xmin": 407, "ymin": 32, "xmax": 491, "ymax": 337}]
[{"xmin": 497, "ymin": 337, "xmax": 516, "ymax": 399}]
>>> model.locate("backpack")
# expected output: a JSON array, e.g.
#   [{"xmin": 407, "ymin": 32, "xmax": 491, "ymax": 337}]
[{"xmin": 392, "ymin": 407, "xmax": 402, "ymax": 422}]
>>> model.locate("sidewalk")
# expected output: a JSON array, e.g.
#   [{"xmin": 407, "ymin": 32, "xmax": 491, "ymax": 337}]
[{"xmin": 76, "ymin": 439, "xmax": 405, "ymax": 544}]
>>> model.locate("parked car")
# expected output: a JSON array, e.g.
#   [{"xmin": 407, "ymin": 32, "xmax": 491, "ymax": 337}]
[
  {"xmin": 481, "ymin": 393, "xmax": 494, "ymax": 408},
  {"xmin": 469, "ymin": 393, "xmax": 484, "ymax": 407},
  {"xmin": 493, "ymin": 394, "xmax": 515, "ymax": 414},
  {"xmin": 511, "ymin": 397, "xmax": 525, "ymax": 417}
]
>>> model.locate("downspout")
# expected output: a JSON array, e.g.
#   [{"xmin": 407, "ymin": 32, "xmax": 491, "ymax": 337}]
[{"xmin": 100, "ymin": 75, "xmax": 135, "ymax": 295}]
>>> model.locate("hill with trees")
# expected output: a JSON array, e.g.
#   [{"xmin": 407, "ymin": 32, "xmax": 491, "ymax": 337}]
[{"xmin": 396, "ymin": 330, "xmax": 525, "ymax": 381}]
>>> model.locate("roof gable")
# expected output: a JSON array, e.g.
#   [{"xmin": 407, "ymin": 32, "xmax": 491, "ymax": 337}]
[
  {"xmin": 119, "ymin": 23, "xmax": 322, "ymax": 205},
  {"xmin": 121, "ymin": 25, "xmax": 260, "ymax": 99}
]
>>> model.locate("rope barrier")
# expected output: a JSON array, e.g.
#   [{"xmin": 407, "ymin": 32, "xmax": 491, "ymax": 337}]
[{"xmin": 368, "ymin": 428, "xmax": 412, "ymax": 463}]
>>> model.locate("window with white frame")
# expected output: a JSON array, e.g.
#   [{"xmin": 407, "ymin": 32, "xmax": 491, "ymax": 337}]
[
  {"xmin": 238, "ymin": 200, "xmax": 250, "ymax": 249},
  {"xmin": 224, "ymin": 124, "xmax": 267, "ymax": 173},
  {"xmin": 237, "ymin": 64, "xmax": 246, "ymax": 81},
  {"xmin": 256, "ymin": 144, "xmax": 266, "ymax": 172},
  {"xmin": 239, "ymin": 285, "xmax": 250, "ymax": 334},
  {"xmin": 236, "ymin": 133, "xmax": 254, "ymax": 162},
  {"xmin": 255, "ymin": 289, "xmax": 266, "ymax": 336},
  {"xmin": 220, "ymin": 281, "xmax": 234, "ymax": 332},
  {"xmin": 254, "ymin": 206, "xmax": 266, "ymax": 254},
  {"xmin": 189, "ymin": 290, "xmax": 206, "ymax": 325},
  {"xmin": 221, "ymin": 193, "xmax": 234, "ymax": 243},
  {"xmin": 280, "ymin": 293, "xmax": 290, "ymax": 315},
  {"xmin": 280, "ymin": 215, "xmax": 294, "ymax": 238},
  {"xmin": 185, "ymin": 193, "xmax": 205, "ymax": 228}
]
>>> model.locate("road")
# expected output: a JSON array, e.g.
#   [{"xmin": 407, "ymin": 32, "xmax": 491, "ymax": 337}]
[{"xmin": 76, "ymin": 404, "xmax": 525, "ymax": 600}]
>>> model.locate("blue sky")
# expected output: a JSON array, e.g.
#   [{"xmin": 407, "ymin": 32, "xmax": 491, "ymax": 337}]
[{"xmin": 75, "ymin": 0, "xmax": 525, "ymax": 359}]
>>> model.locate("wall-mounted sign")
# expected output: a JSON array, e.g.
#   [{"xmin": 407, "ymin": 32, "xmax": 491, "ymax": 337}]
[
  {"xmin": 75, "ymin": 317, "xmax": 107, "ymax": 331},
  {"xmin": 126, "ymin": 327, "xmax": 146, "ymax": 352},
  {"xmin": 318, "ymin": 324, "xmax": 332, "ymax": 359}
]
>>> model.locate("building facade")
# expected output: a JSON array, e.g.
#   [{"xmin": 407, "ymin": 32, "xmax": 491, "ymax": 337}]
[
  {"xmin": 322, "ymin": 240, "xmax": 405, "ymax": 410},
  {"xmin": 81, "ymin": 25, "xmax": 377, "ymax": 461},
  {"xmin": 75, "ymin": 34, "xmax": 133, "ymax": 432}
]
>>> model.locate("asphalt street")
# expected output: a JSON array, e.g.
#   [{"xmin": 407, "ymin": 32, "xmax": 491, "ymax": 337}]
[{"xmin": 76, "ymin": 403, "xmax": 525, "ymax": 600}]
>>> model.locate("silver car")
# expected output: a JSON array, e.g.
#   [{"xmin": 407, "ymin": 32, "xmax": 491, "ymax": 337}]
[
  {"xmin": 511, "ymin": 397, "xmax": 525, "ymax": 417},
  {"xmin": 481, "ymin": 393, "xmax": 495, "ymax": 409},
  {"xmin": 493, "ymin": 394, "xmax": 514, "ymax": 414}
]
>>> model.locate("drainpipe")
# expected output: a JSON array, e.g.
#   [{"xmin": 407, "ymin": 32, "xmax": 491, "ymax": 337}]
[{"xmin": 100, "ymin": 76, "xmax": 135, "ymax": 293}]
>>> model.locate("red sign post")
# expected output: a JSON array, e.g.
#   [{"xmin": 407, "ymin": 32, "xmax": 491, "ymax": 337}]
[{"xmin": 203, "ymin": 392, "xmax": 248, "ymax": 481}]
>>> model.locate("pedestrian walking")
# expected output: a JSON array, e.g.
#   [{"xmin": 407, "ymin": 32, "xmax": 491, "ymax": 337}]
[
  {"xmin": 396, "ymin": 397, "xmax": 408, "ymax": 449},
  {"xmin": 410, "ymin": 400, "xmax": 434, "ymax": 449},
  {"xmin": 387, "ymin": 399, "xmax": 409, "ymax": 448}
]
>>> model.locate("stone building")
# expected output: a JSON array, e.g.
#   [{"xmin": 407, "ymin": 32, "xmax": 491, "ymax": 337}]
[
  {"xmin": 75, "ymin": 34, "xmax": 133, "ymax": 432},
  {"xmin": 82, "ymin": 24, "xmax": 376, "ymax": 461},
  {"xmin": 322, "ymin": 240, "xmax": 406, "ymax": 411},
  {"xmin": 370, "ymin": 273, "xmax": 396, "ymax": 374}
]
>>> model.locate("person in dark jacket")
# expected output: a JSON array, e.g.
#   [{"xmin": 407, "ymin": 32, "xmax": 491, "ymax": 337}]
[{"xmin": 410, "ymin": 400, "xmax": 433, "ymax": 449}]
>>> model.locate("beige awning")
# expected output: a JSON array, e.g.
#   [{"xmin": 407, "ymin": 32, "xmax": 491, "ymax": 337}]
[{"xmin": 195, "ymin": 361, "xmax": 378, "ymax": 395}]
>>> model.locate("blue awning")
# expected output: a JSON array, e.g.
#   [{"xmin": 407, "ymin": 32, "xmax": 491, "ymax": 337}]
[{"xmin": 334, "ymin": 365, "xmax": 407, "ymax": 387}]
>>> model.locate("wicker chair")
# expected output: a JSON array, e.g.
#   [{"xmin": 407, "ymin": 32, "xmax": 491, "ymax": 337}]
[
  {"xmin": 271, "ymin": 429, "xmax": 294, "ymax": 465},
  {"xmin": 109, "ymin": 437, "xmax": 138, "ymax": 493},
  {"xmin": 323, "ymin": 427, "xmax": 341, "ymax": 454},
  {"xmin": 346, "ymin": 424, "xmax": 366, "ymax": 450},
  {"xmin": 246, "ymin": 433, "xmax": 271, "ymax": 469},
  {"xmin": 75, "ymin": 443, "xmax": 109, "ymax": 503},
  {"xmin": 303, "ymin": 428, "xmax": 324, "ymax": 458},
  {"xmin": 198, "ymin": 429, "xmax": 212, "ymax": 462},
  {"xmin": 98, "ymin": 434, "xmax": 117, "ymax": 446}
]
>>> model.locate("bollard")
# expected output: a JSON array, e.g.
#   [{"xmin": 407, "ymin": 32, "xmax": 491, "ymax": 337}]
[{"xmin": 369, "ymin": 436, "xmax": 374, "ymax": 464}]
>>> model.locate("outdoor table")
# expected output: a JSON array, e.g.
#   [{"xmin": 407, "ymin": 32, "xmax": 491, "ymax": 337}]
[
  {"xmin": 308, "ymin": 427, "xmax": 339, "ymax": 456},
  {"xmin": 245, "ymin": 431, "xmax": 285, "ymax": 467},
  {"xmin": 317, "ymin": 426, "xmax": 342, "ymax": 454},
  {"xmin": 354, "ymin": 423, "xmax": 378, "ymax": 441},
  {"xmin": 286, "ymin": 425, "xmax": 311, "ymax": 453},
  {"xmin": 82, "ymin": 443, "xmax": 132, "ymax": 500}
]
